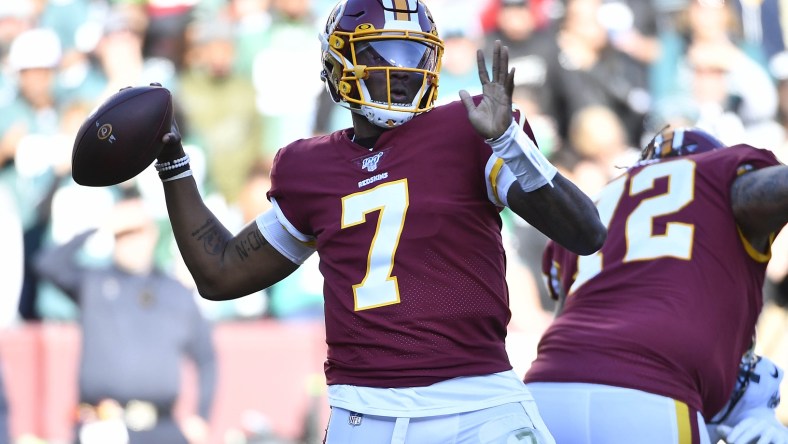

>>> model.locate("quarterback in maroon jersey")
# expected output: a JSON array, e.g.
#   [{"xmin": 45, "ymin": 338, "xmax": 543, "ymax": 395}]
[
  {"xmin": 147, "ymin": 0, "xmax": 605, "ymax": 442},
  {"xmin": 525, "ymin": 127, "xmax": 788, "ymax": 444}
]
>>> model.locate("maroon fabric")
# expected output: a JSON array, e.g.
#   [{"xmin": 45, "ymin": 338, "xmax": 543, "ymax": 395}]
[
  {"xmin": 269, "ymin": 99, "xmax": 533, "ymax": 388},
  {"xmin": 526, "ymin": 145, "xmax": 781, "ymax": 419},
  {"xmin": 334, "ymin": 0, "xmax": 432, "ymax": 35}
]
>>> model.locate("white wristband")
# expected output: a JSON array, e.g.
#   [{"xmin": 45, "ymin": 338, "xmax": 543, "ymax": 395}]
[
  {"xmin": 486, "ymin": 119, "xmax": 557, "ymax": 192},
  {"xmin": 161, "ymin": 169, "xmax": 193, "ymax": 182}
]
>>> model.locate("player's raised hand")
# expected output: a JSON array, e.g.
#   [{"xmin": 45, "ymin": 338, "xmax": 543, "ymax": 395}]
[{"xmin": 459, "ymin": 40, "xmax": 515, "ymax": 140}]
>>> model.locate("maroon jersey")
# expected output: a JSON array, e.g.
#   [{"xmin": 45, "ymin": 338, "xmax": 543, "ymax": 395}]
[
  {"xmin": 268, "ymin": 99, "xmax": 531, "ymax": 387},
  {"xmin": 525, "ymin": 145, "xmax": 782, "ymax": 419}
]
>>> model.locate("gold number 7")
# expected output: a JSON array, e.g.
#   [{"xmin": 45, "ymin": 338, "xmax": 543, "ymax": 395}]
[{"xmin": 341, "ymin": 179, "xmax": 409, "ymax": 311}]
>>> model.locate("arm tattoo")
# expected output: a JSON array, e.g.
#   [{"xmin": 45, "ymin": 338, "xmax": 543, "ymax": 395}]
[
  {"xmin": 192, "ymin": 218, "xmax": 230, "ymax": 256},
  {"xmin": 234, "ymin": 229, "xmax": 270, "ymax": 262}
]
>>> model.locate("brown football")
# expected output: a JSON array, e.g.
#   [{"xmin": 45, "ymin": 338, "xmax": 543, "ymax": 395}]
[{"xmin": 71, "ymin": 85, "xmax": 173, "ymax": 187}]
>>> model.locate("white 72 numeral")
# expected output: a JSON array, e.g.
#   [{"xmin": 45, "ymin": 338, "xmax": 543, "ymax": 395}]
[
  {"xmin": 570, "ymin": 159, "xmax": 696, "ymax": 295},
  {"xmin": 341, "ymin": 179, "xmax": 409, "ymax": 311}
]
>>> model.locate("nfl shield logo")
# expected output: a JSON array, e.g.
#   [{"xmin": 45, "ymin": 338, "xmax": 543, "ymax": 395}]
[
  {"xmin": 348, "ymin": 411, "xmax": 363, "ymax": 426},
  {"xmin": 361, "ymin": 152, "xmax": 384, "ymax": 172}
]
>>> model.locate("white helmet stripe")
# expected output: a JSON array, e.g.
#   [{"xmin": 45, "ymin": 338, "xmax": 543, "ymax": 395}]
[
  {"xmin": 380, "ymin": 0, "xmax": 418, "ymax": 23},
  {"xmin": 672, "ymin": 128, "xmax": 685, "ymax": 149}
]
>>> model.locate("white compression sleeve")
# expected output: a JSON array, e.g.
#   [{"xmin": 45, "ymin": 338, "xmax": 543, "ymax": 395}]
[{"xmin": 486, "ymin": 119, "xmax": 557, "ymax": 192}]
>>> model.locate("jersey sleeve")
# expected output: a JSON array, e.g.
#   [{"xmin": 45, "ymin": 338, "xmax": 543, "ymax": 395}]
[{"xmin": 266, "ymin": 145, "xmax": 314, "ymax": 238}]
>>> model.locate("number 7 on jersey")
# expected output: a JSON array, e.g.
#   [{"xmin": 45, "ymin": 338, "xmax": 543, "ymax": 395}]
[{"xmin": 341, "ymin": 179, "xmax": 409, "ymax": 311}]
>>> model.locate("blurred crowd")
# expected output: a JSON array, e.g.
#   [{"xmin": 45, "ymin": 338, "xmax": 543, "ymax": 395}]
[{"xmin": 2, "ymin": 0, "xmax": 788, "ymax": 441}]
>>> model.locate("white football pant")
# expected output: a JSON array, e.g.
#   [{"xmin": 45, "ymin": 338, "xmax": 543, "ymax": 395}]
[{"xmin": 324, "ymin": 400, "xmax": 556, "ymax": 444}]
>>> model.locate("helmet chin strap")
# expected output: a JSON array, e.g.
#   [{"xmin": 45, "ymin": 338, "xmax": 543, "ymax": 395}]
[
  {"xmin": 360, "ymin": 106, "xmax": 416, "ymax": 128},
  {"xmin": 356, "ymin": 78, "xmax": 423, "ymax": 128}
]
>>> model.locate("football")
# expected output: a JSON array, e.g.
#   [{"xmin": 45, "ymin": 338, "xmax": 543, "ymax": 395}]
[{"xmin": 71, "ymin": 84, "xmax": 173, "ymax": 187}]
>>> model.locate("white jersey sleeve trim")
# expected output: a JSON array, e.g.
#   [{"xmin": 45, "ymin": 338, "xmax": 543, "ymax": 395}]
[
  {"xmin": 255, "ymin": 207, "xmax": 315, "ymax": 265},
  {"xmin": 269, "ymin": 197, "xmax": 314, "ymax": 243}
]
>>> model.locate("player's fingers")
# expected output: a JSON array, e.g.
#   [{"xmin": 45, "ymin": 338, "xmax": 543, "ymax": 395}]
[
  {"xmin": 728, "ymin": 422, "xmax": 757, "ymax": 443},
  {"xmin": 768, "ymin": 427, "xmax": 788, "ymax": 444},
  {"xmin": 491, "ymin": 40, "xmax": 501, "ymax": 83},
  {"xmin": 162, "ymin": 132, "xmax": 181, "ymax": 144},
  {"xmin": 506, "ymin": 68, "xmax": 516, "ymax": 97},
  {"xmin": 755, "ymin": 427, "xmax": 778, "ymax": 444},
  {"xmin": 716, "ymin": 425, "xmax": 732, "ymax": 439},
  {"xmin": 476, "ymin": 49, "xmax": 489, "ymax": 85},
  {"xmin": 725, "ymin": 420, "xmax": 747, "ymax": 442},
  {"xmin": 498, "ymin": 43, "xmax": 509, "ymax": 83},
  {"xmin": 459, "ymin": 90, "xmax": 474, "ymax": 112}
]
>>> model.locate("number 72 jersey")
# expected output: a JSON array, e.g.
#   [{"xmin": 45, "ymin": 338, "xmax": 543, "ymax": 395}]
[{"xmin": 528, "ymin": 144, "xmax": 782, "ymax": 420}]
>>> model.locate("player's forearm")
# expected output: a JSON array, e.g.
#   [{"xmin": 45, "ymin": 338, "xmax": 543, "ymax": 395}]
[
  {"xmin": 161, "ymin": 177, "xmax": 236, "ymax": 296},
  {"xmin": 485, "ymin": 119, "xmax": 605, "ymax": 254},
  {"xmin": 162, "ymin": 178, "xmax": 298, "ymax": 299},
  {"xmin": 508, "ymin": 174, "xmax": 606, "ymax": 256}
]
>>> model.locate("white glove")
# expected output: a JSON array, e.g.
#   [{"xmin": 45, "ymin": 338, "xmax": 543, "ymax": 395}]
[
  {"xmin": 711, "ymin": 354, "xmax": 787, "ymax": 444},
  {"xmin": 717, "ymin": 413, "xmax": 788, "ymax": 444}
]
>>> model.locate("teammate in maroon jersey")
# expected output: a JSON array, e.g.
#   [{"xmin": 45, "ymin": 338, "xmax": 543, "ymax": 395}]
[
  {"xmin": 148, "ymin": 0, "xmax": 605, "ymax": 442},
  {"xmin": 524, "ymin": 127, "xmax": 788, "ymax": 444}
]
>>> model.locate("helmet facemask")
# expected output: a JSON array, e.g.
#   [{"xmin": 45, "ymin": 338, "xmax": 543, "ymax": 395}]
[{"xmin": 320, "ymin": 0, "xmax": 444, "ymax": 128}]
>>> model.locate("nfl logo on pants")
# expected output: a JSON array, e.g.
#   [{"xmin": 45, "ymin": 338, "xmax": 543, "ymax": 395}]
[{"xmin": 348, "ymin": 412, "xmax": 362, "ymax": 426}]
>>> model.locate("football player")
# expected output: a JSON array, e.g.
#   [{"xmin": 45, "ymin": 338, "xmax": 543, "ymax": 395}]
[
  {"xmin": 525, "ymin": 127, "xmax": 788, "ymax": 443},
  {"xmin": 150, "ymin": 0, "xmax": 605, "ymax": 442}
]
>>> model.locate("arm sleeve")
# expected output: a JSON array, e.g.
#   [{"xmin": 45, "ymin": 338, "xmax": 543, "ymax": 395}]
[
  {"xmin": 255, "ymin": 206, "xmax": 316, "ymax": 264},
  {"xmin": 32, "ymin": 230, "xmax": 95, "ymax": 303}
]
